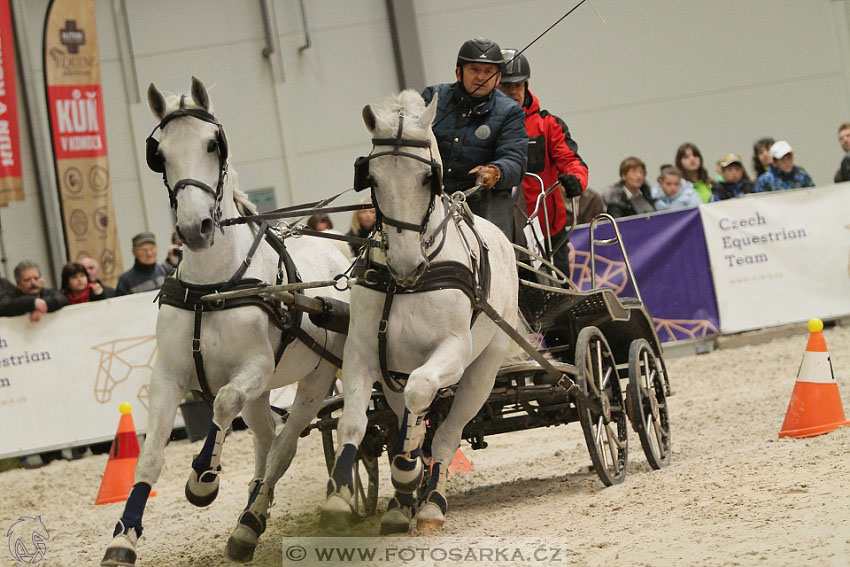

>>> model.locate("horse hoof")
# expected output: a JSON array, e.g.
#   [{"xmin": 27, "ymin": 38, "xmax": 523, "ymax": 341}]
[
  {"xmin": 101, "ymin": 535, "xmax": 137, "ymax": 567},
  {"xmin": 415, "ymin": 504, "xmax": 445, "ymax": 534},
  {"xmin": 379, "ymin": 508, "xmax": 411, "ymax": 535},
  {"xmin": 226, "ymin": 529, "xmax": 257, "ymax": 563},
  {"xmin": 185, "ymin": 470, "xmax": 220, "ymax": 507}
]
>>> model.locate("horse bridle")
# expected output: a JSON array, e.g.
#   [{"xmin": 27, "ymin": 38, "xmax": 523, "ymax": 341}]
[
  {"xmin": 353, "ymin": 113, "xmax": 443, "ymax": 236},
  {"xmin": 146, "ymin": 95, "xmax": 229, "ymax": 227}
]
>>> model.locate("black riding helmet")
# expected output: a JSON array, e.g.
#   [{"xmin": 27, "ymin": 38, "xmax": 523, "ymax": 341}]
[
  {"xmin": 500, "ymin": 49, "xmax": 530, "ymax": 83},
  {"xmin": 456, "ymin": 38, "xmax": 505, "ymax": 67}
]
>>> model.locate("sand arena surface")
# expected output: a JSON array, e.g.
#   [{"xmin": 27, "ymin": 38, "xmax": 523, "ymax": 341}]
[{"xmin": 1, "ymin": 325, "xmax": 849, "ymax": 567}]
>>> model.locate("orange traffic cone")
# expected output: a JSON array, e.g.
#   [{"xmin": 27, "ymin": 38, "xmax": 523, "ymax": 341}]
[
  {"xmin": 779, "ymin": 319, "xmax": 850, "ymax": 439},
  {"xmin": 95, "ymin": 403, "xmax": 156, "ymax": 505},
  {"xmin": 447, "ymin": 448, "xmax": 472, "ymax": 477}
]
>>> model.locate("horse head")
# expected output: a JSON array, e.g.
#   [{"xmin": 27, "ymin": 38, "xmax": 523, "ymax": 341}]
[
  {"xmin": 361, "ymin": 90, "xmax": 441, "ymax": 286},
  {"xmin": 146, "ymin": 77, "xmax": 231, "ymax": 251}
]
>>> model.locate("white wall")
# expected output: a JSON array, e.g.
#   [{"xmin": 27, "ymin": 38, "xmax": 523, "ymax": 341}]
[{"xmin": 7, "ymin": 0, "xmax": 850, "ymax": 286}]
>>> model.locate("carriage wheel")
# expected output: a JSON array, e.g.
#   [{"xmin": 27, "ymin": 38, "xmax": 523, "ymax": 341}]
[
  {"xmin": 574, "ymin": 326, "xmax": 628, "ymax": 486},
  {"xmin": 627, "ymin": 339, "xmax": 671, "ymax": 469},
  {"xmin": 321, "ymin": 427, "xmax": 379, "ymax": 518}
]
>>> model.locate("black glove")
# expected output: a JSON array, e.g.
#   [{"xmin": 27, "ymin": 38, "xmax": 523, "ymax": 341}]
[{"xmin": 558, "ymin": 174, "xmax": 583, "ymax": 198}]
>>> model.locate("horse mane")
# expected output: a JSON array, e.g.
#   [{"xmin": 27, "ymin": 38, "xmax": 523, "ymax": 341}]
[{"xmin": 371, "ymin": 89, "xmax": 431, "ymax": 140}]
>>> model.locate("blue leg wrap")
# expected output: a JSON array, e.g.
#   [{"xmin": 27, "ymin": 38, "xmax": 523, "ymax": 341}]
[
  {"xmin": 328, "ymin": 443, "xmax": 358, "ymax": 495},
  {"xmin": 191, "ymin": 423, "xmax": 221, "ymax": 477},
  {"xmin": 115, "ymin": 482, "xmax": 151, "ymax": 537}
]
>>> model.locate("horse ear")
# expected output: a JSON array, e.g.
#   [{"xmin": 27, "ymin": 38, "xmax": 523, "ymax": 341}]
[
  {"xmin": 362, "ymin": 104, "xmax": 377, "ymax": 133},
  {"xmin": 147, "ymin": 83, "xmax": 167, "ymax": 120},
  {"xmin": 190, "ymin": 76, "xmax": 211, "ymax": 111},
  {"xmin": 421, "ymin": 92, "xmax": 439, "ymax": 126}
]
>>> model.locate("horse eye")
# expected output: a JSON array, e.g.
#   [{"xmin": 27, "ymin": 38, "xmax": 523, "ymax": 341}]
[{"xmin": 207, "ymin": 140, "xmax": 218, "ymax": 153}]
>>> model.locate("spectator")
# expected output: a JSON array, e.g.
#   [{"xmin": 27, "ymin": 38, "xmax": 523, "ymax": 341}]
[
  {"xmin": 711, "ymin": 154, "xmax": 755, "ymax": 201},
  {"xmin": 61, "ymin": 262, "xmax": 106, "ymax": 304},
  {"xmin": 79, "ymin": 256, "xmax": 116, "ymax": 298},
  {"xmin": 651, "ymin": 165, "xmax": 701, "ymax": 211},
  {"xmin": 601, "ymin": 157, "xmax": 656, "ymax": 218},
  {"xmin": 166, "ymin": 230, "xmax": 182, "ymax": 269},
  {"xmin": 346, "ymin": 200, "xmax": 377, "ymax": 257},
  {"xmin": 115, "ymin": 232, "xmax": 175, "ymax": 296},
  {"xmin": 565, "ymin": 188, "xmax": 604, "ymax": 226},
  {"xmin": 496, "ymin": 49, "xmax": 588, "ymax": 274},
  {"xmin": 752, "ymin": 137, "xmax": 775, "ymax": 179},
  {"xmin": 307, "ymin": 214, "xmax": 333, "ymax": 231},
  {"xmin": 0, "ymin": 260, "xmax": 68, "ymax": 321},
  {"xmin": 0, "ymin": 276, "xmax": 14, "ymax": 296},
  {"xmin": 754, "ymin": 141, "xmax": 815, "ymax": 192},
  {"xmin": 834, "ymin": 123, "xmax": 850, "ymax": 183},
  {"xmin": 675, "ymin": 143, "xmax": 712, "ymax": 203},
  {"xmin": 422, "ymin": 37, "xmax": 528, "ymax": 241}
]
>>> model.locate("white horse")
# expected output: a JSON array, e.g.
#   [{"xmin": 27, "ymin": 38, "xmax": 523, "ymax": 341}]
[
  {"xmin": 101, "ymin": 77, "xmax": 350, "ymax": 566},
  {"xmin": 322, "ymin": 90, "xmax": 519, "ymax": 533}
]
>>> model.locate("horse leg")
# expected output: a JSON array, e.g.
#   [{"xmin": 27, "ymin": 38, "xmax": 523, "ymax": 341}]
[
  {"xmin": 101, "ymin": 369, "xmax": 185, "ymax": 567},
  {"xmin": 415, "ymin": 336, "xmax": 508, "ymax": 533},
  {"xmin": 321, "ymin": 350, "xmax": 374, "ymax": 529},
  {"xmin": 380, "ymin": 406, "xmax": 427, "ymax": 534},
  {"xmin": 227, "ymin": 366, "xmax": 334, "ymax": 562},
  {"xmin": 186, "ymin": 363, "xmax": 272, "ymax": 507}
]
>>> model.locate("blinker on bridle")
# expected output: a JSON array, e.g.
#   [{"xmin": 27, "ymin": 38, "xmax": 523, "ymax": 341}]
[
  {"xmin": 353, "ymin": 113, "xmax": 443, "ymax": 235},
  {"xmin": 146, "ymin": 95, "xmax": 229, "ymax": 227}
]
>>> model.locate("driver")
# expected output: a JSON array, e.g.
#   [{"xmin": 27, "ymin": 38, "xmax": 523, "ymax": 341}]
[{"xmin": 421, "ymin": 38, "xmax": 528, "ymax": 241}]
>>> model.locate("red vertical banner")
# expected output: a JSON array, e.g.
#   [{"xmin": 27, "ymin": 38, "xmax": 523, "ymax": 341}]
[
  {"xmin": 0, "ymin": 0, "xmax": 24, "ymax": 207},
  {"xmin": 43, "ymin": 0, "xmax": 122, "ymax": 285}
]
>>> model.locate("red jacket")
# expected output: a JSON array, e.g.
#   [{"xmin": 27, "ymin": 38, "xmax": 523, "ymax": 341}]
[{"xmin": 521, "ymin": 90, "xmax": 588, "ymax": 235}]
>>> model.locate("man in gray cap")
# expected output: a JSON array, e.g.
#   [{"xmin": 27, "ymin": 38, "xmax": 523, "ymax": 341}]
[{"xmin": 115, "ymin": 231, "xmax": 174, "ymax": 295}]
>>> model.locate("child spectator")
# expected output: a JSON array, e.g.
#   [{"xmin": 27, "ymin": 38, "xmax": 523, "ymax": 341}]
[
  {"xmin": 651, "ymin": 165, "xmax": 701, "ymax": 211},
  {"xmin": 600, "ymin": 157, "xmax": 656, "ymax": 218},
  {"xmin": 61, "ymin": 262, "xmax": 106, "ymax": 304},
  {"xmin": 675, "ymin": 143, "xmax": 712, "ymax": 203},
  {"xmin": 751, "ymin": 137, "xmax": 775, "ymax": 178},
  {"xmin": 711, "ymin": 154, "xmax": 755, "ymax": 201},
  {"xmin": 754, "ymin": 141, "xmax": 815, "ymax": 192}
]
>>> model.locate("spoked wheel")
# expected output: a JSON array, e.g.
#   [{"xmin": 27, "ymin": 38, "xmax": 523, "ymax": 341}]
[
  {"xmin": 321, "ymin": 425, "xmax": 380, "ymax": 519},
  {"xmin": 574, "ymin": 326, "xmax": 628, "ymax": 486},
  {"xmin": 627, "ymin": 339, "xmax": 671, "ymax": 469}
]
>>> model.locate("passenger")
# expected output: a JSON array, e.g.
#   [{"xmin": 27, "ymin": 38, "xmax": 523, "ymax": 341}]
[
  {"xmin": 0, "ymin": 260, "xmax": 69, "ymax": 321},
  {"xmin": 675, "ymin": 143, "xmax": 712, "ymax": 203},
  {"xmin": 496, "ymin": 48, "xmax": 588, "ymax": 274},
  {"xmin": 710, "ymin": 154, "xmax": 755, "ymax": 201},
  {"xmin": 651, "ymin": 165, "xmax": 701, "ymax": 211},
  {"xmin": 346, "ymin": 200, "xmax": 377, "ymax": 257},
  {"xmin": 60, "ymin": 262, "xmax": 106, "ymax": 304},
  {"xmin": 115, "ymin": 232, "xmax": 175, "ymax": 296},
  {"xmin": 422, "ymin": 37, "xmax": 528, "ymax": 241},
  {"xmin": 601, "ymin": 157, "xmax": 656, "ymax": 219},
  {"xmin": 754, "ymin": 141, "xmax": 815, "ymax": 192}
]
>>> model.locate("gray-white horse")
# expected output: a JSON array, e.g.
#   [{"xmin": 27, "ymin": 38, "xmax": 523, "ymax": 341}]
[
  {"xmin": 322, "ymin": 90, "xmax": 519, "ymax": 533},
  {"xmin": 101, "ymin": 77, "xmax": 350, "ymax": 566}
]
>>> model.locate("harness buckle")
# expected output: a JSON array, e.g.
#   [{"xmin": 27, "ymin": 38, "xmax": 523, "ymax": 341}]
[
  {"xmin": 363, "ymin": 269, "xmax": 379, "ymax": 286},
  {"xmin": 192, "ymin": 338, "xmax": 201, "ymax": 353},
  {"xmin": 378, "ymin": 319, "xmax": 389, "ymax": 334}
]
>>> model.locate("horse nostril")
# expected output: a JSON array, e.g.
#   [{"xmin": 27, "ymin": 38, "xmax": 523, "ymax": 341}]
[{"xmin": 200, "ymin": 218, "xmax": 214, "ymax": 236}]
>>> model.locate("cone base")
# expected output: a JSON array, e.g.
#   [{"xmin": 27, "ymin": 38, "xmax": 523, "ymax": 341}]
[{"xmin": 778, "ymin": 420, "xmax": 850, "ymax": 439}]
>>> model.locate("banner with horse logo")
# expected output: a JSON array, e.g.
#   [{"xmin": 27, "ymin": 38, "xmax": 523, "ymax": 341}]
[
  {"xmin": 43, "ymin": 0, "xmax": 123, "ymax": 286},
  {"xmin": 0, "ymin": 0, "xmax": 24, "ymax": 207}
]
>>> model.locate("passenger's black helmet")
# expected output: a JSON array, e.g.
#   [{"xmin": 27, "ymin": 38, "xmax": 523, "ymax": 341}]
[
  {"xmin": 500, "ymin": 49, "xmax": 530, "ymax": 83},
  {"xmin": 456, "ymin": 38, "xmax": 505, "ymax": 66}
]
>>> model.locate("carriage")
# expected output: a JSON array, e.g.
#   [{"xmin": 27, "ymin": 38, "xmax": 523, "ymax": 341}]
[{"xmin": 270, "ymin": 174, "xmax": 673, "ymax": 518}]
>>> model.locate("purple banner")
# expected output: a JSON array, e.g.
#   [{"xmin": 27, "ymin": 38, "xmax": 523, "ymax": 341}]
[{"xmin": 569, "ymin": 208, "xmax": 720, "ymax": 342}]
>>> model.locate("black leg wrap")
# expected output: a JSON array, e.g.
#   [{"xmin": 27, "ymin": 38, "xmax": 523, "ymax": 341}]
[
  {"xmin": 238, "ymin": 509, "xmax": 267, "ymax": 536},
  {"xmin": 115, "ymin": 482, "xmax": 151, "ymax": 537},
  {"xmin": 421, "ymin": 463, "xmax": 447, "ymax": 515},
  {"xmin": 330, "ymin": 443, "xmax": 357, "ymax": 493},
  {"xmin": 387, "ymin": 490, "xmax": 416, "ymax": 511},
  {"xmin": 191, "ymin": 423, "xmax": 221, "ymax": 477}
]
